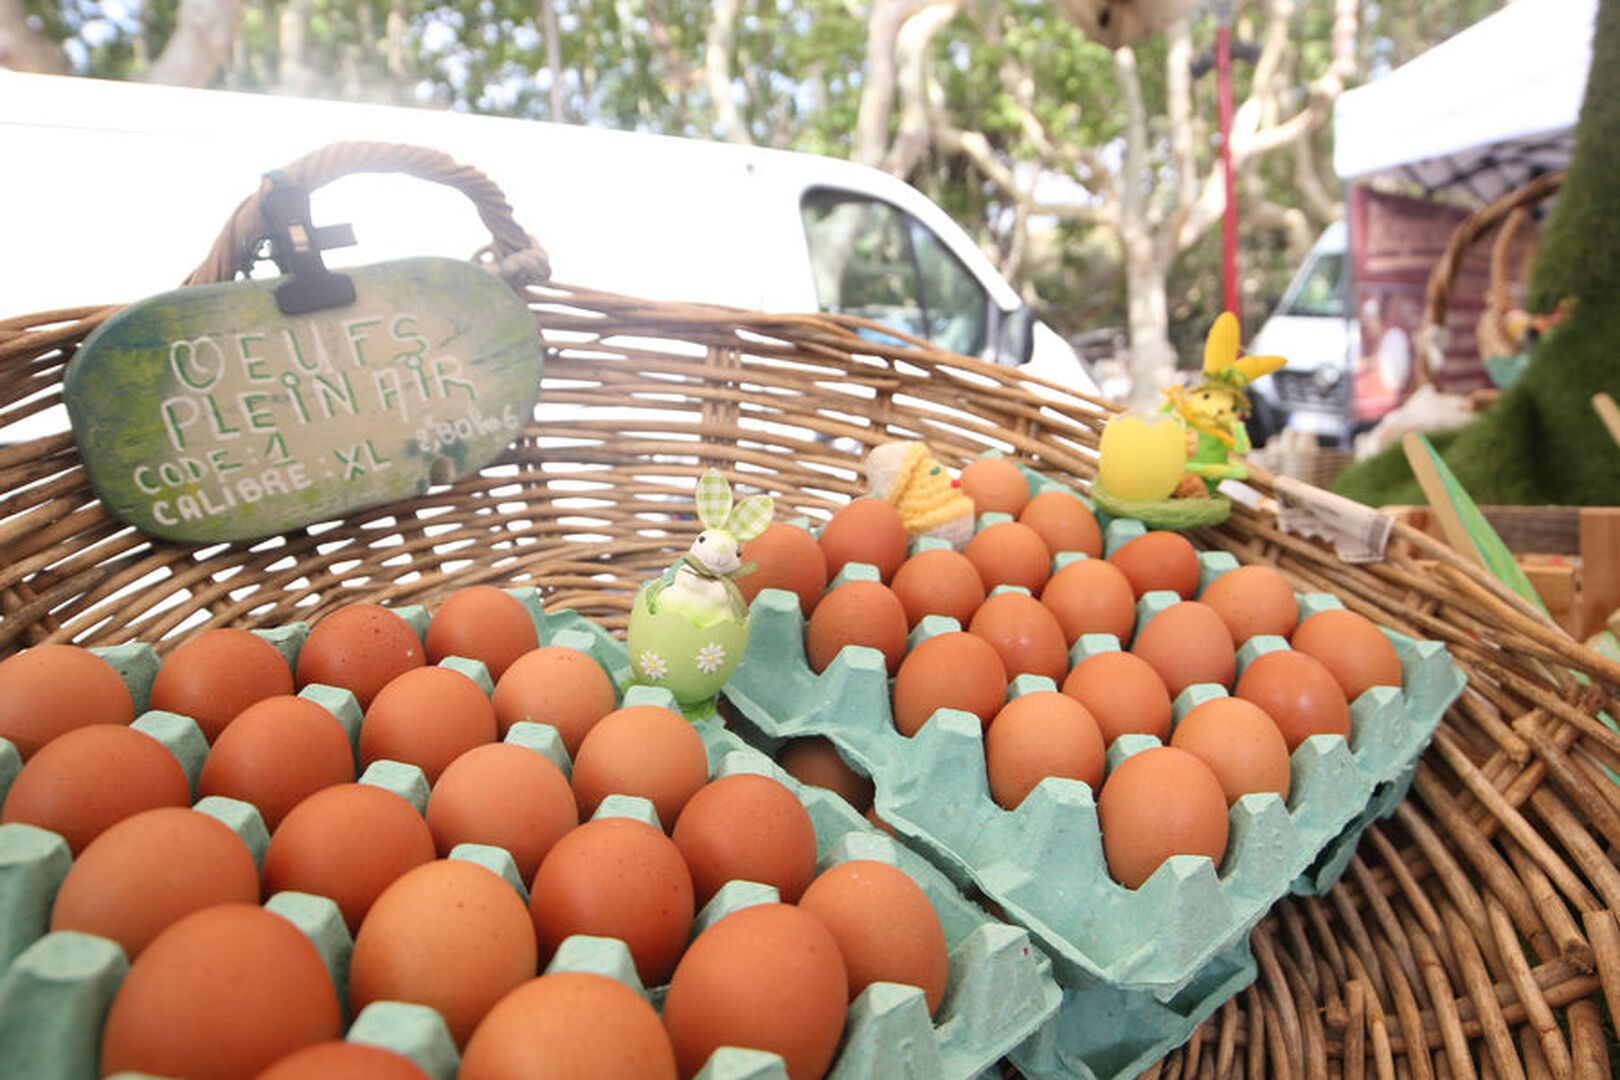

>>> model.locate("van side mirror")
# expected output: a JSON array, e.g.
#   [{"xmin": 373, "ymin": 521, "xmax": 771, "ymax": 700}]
[{"xmin": 1003, "ymin": 306, "xmax": 1035, "ymax": 366}]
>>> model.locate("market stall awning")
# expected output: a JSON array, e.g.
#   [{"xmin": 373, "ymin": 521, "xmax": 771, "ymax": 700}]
[{"xmin": 1332, "ymin": 0, "xmax": 1596, "ymax": 206}]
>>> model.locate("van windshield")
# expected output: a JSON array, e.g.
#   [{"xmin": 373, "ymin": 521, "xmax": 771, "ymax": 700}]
[
  {"xmin": 1281, "ymin": 251, "xmax": 1348, "ymax": 318},
  {"xmin": 800, "ymin": 188, "xmax": 988, "ymax": 356}
]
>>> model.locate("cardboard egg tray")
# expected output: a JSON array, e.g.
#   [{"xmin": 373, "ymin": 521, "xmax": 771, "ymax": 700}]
[
  {"xmin": 0, "ymin": 593, "xmax": 1060, "ymax": 1080},
  {"xmin": 720, "ymin": 468, "xmax": 1466, "ymax": 1079}
]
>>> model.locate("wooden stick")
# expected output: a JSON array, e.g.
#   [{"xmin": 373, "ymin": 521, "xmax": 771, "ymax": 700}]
[
  {"xmin": 1443, "ymin": 902, "xmax": 1526, "ymax": 1080},
  {"xmin": 1376, "ymin": 934, "xmax": 1437, "ymax": 1080},
  {"xmin": 1486, "ymin": 895, "xmax": 1572, "ymax": 1080},
  {"xmin": 1578, "ymin": 909, "xmax": 1620, "ymax": 1038},
  {"xmin": 1593, "ymin": 391, "xmax": 1620, "ymax": 450},
  {"xmin": 1565, "ymin": 999, "xmax": 1611, "ymax": 1080}
]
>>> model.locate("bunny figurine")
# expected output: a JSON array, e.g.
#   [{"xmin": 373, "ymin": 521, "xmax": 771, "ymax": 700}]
[
  {"xmin": 628, "ymin": 469, "xmax": 774, "ymax": 708},
  {"xmin": 656, "ymin": 472, "xmax": 773, "ymax": 626}
]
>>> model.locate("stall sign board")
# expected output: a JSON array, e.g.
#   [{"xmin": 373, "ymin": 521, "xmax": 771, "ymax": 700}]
[{"xmin": 64, "ymin": 257, "xmax": 544, "ymax": 543}]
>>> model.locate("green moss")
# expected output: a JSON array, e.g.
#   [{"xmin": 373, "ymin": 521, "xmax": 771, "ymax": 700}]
[{"xmin": 1332, "ymin": 0, "xmax": 1620, "ymax": 508}]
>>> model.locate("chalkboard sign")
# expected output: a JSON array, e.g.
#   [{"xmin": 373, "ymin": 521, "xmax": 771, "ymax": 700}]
[{"xmin": 64, "ymin": 256, "xmax": 544, "ymax": 543}]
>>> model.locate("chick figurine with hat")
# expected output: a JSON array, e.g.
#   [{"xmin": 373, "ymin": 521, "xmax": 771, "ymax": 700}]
[
  {"xmin": 864, "ymin": 441, "xmax": 977, "ymax": 550},
  {"xmin": 1093, "ymin": 312, "xmax": 1285, "ymax": 529}
]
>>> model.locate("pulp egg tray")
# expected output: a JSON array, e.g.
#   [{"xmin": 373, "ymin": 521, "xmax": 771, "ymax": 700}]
[
  {"xmin": 721, "ymin": 474, "xmax": 1466, "ymax": 1076},
  {"xmin": 0, "ymin": 593, "xmax": 1059, "ymax": 1080}
]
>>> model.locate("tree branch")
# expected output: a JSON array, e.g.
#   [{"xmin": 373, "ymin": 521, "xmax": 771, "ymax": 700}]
[
  {"xmin": 146, "ymin": 0, "xmax": 243, "ymax": 86},
  {"xmin": 854, "ymin": 0, "xmax": 933, "ymax": 167},
  {"xmin": 884, "ymin": 0, "xmax": 961, "ymax": 177}
]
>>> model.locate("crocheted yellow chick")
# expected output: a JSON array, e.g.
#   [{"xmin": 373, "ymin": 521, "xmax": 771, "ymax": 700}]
[{"xmin": 864, "ymin": 441, "xmax": 977, "ymax": 550}]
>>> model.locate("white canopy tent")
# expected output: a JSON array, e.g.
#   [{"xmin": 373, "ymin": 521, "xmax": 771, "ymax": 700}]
[{"xmin": 1332, "ymin": 0, "xmax": 1597, "ymax": 205}]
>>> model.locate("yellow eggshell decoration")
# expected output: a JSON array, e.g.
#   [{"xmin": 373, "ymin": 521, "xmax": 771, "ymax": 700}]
[{"xmin": 1097, "ymin": 413, "xmax": 1188, "ymax": 501}]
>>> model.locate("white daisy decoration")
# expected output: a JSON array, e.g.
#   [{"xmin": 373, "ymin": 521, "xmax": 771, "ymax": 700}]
[
  {"xmin": 694, "ymin": 641, "xmax": 728, "ymax": 674},
  {"xmin": 638, "ymin": 651, "xmax": 669, "ymax": 681}
]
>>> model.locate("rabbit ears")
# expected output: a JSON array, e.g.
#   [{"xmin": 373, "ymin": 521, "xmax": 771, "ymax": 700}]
[
  {"xmin": 693, "ymin": 469, "xmax": 774, "ymax": 541},
  {"xmin": 1204, "ymin": 311, "xmax": 1286, "ymax": 387}
]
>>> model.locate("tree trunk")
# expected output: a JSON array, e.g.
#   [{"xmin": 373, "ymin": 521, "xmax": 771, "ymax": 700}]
[
  {"xmin": 277, "ymin": 0, "xmax": 318, "ymax": 97},
  {"xmin": 541, "ymin": 0, "xmax": 565, "ymax": 121},
  {"xmin": 145, "ymin": 0, "xmax": 243, "ymax": 87},
  {"xmin": 705, "ymin": 0, "xmax": 749, "ymax": 143},
  {"xmin": 1115, "ymin": 43, "xmax": 1178, "ymax": 409},
  {"xmin": 0, "ymin": 0, "xmax": 64, "ymax": 73}
]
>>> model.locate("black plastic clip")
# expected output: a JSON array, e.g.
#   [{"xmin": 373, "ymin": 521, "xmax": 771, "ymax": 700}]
[{"xmin": 256, "ymin": 181, "xmax": 358, "ymax": 315}]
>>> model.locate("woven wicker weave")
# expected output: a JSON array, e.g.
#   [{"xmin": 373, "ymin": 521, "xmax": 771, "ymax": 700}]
[{"xmin": 4, "ymin": 144, "xmax": 1619, "ymax": 1079}]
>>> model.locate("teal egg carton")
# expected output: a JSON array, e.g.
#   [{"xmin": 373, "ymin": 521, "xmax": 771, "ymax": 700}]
[
  {"xmin": 720, "ymin": 470, "xmax": 1465, "ymax": 1078},
  {"xmin": 0, "ymin": 590, "xmax": 1059, "ymax": 1080}
]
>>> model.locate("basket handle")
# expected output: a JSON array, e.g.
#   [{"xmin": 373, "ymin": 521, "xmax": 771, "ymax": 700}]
[
  {"xmin": 1417, "ymin": 170, "xmax": 1563, "ymax": 387},
  {"xmin": 182, "ymin": 141, "xmax": 551, "ymax": 288}
]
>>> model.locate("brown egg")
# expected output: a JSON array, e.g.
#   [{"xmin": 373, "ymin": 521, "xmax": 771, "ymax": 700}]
[
  {"xmin": 775, "ymin": 736, "xmax": 875, "ymax": 814},
  {"xmin": 256, "ymin": 1041, "xmax": 432, "ymax": 1080},
  {"xmin": 1060, "ymin": 650, "xmax": 1172, "ymax": 745},
  {"xmin": 672, "ymin": 773, "xmax": 819, "ymax": 906},
  {"xmin": 1234, "ymin": 649, "xmax": 1352, "ymax": 752},
  {"xmin": 0, "ymin": 643, "xmax": 133, "ymax": 761},
  {"xmin": 491, "ymin": 645, "xmax": 618, "ymax": 753},
  {"xmin": 296, "ymin": 602, "xmax": 426, "ymax": 711},
  {"xmin": 805, "ymin": 579, "xmax": 909, "ymax": 674},
  {"xmin": 261, "ymin": 782, "xmax": 438, "ymax": 935},
  {"xmin": 350, "ymin": 858, "xmax": 539, "ymax": 1049},
  {"xmin": 889, "ymin": 547, "xmax": 986, "ymax": 628},
  {"xmin": 959, "ymin": 457, "xmax": 1031, "ymax": 517},
  {"xmin": 985, "ymin": 691, "xmax": 1107, "ymax": 808},
  {"xmin": 425, "ymin": 585, "xmax": 540, "ymax": 681},
  {"xmin": 1018, "ymin": 489, "xmax": 1103, "ymax": 559},
  {"xmin": 425, "ymin": 742, "xmax": 579, "ymax": 882},
  {"xmin": 967, "ymin": 590, "xmax": 1070, "ymax": 684},
  {"xmin": 662, "ymin": 903, "xmax": 848, "ymax": 1080},
  {"xmin": 1170, "ymin": 696, "xmax": 1292, "ymax": 805},
  {"xmin": 964, "ymin": 520, "xmax": 1052, "ymax": 594},
  {"xmin": 149, "ymin": 627, "xmax": 294, "ymax": 743},
  {"xmin": 891, "ymin": 631, "xmax": 1008, "ymax": 736},
  {"xmin": 528, "ymin": 816, "xmax": 695, "ymax": 986},
  {"xmin": 1096, "ymin": 746, "xmax": 1231, "ymax": 889},
  {"xmin": 798, "ymin": 859, "xmax": 950, "ymax": 1014},
  {"xmin": 570, "ymin": 703, "xmax": 710, "ymax": 829},
  {"xmin": 1198, "ymin": 565, "xmax": 1300, "ymax": 645},
  {"xmin": 50, "ymin": 806, "xmax": 260, "ymax": 961},
  {"xmin": 1, "ymin": 724, "xmax": 189, "ymax": 854},
  {"xmin": 100, "ymin": 902, "xmax": 342, "ymax": 1080},
  {"xmin": 1040, "ymin": 557, "xmax": 1138, "ymax": 646},
  {"xmin": 460, "ymin": 973, "xmax": 677, "ymax": 1080},
  {"xmin": 196, "ymin": 694, "xmax": 356, "ymax": 832},
  {"xmin": 739, "ymin": 522, "xmax": 830, "ymax": 617},
  {"xmin": 1108, "ymin": 530, "xmax": 1202, "ymax": 600},
  {"xmin": 1290, "ymin": 609, "xmax": 1404, "ymax": 702},
  {"xmin": 1130, "ymin": 601, "xmax": 1237, "ymax": 697},
  {"xmin": 818, "ymin": 498, "xmax": 910, "ymax": 582},
  {"xmin": 359, "ymin": 665, "xmax": 498, "ymax": 785}
]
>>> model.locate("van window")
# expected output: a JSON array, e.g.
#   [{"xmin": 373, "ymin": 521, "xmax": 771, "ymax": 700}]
[
  {"xmin": 800, "ymin": 188, "xmax": 987, "ymax": 356},
  {"xmin": 1281, "ymin": 250, "xmax": 1348, "ymax": 318}
]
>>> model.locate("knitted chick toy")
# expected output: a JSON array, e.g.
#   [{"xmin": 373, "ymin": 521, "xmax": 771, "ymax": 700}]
[{"xmin": 864, "ymin": 441, "xmax": 977, "ymax": 550}]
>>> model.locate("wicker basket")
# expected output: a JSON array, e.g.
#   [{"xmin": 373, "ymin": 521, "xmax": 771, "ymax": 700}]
[
  {"xmin": 1420, "ymin": 171, "xmax": 1565, "ymax": 391},
  {"xmin": 5, "ymin": 143, "xmax": 1620, "ymax": 1079}
]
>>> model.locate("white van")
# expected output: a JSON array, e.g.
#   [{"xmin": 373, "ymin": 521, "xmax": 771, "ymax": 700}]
[
  {"xmin": 0, "ymin": 71, "xmax": 1095, "ymax": 399},
  {"xmin": 1246, "ymin": 221, "xmax": 1353, "ymax": 443}
]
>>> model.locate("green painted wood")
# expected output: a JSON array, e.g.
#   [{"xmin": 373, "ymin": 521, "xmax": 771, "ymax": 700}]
[{"xmin": 63, "ymin": 257, "xmax": 544, "ymax": 544}]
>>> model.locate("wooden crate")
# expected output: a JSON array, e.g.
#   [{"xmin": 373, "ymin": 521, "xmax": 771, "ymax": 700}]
[{"xmin": 1385, "ymin": 503, "xmax": 1620, "ymax": 640}]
